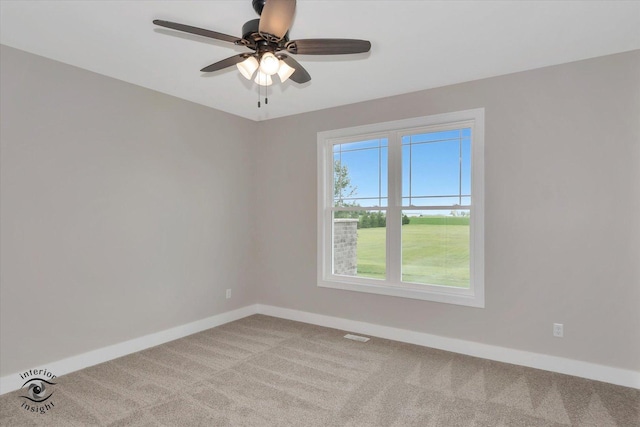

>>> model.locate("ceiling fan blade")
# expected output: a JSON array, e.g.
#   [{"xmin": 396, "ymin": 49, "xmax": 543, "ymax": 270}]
[
  {"xmin": 259, "ymin": 0, "xmax": 296, "ymax": 42},
  {"xmin": 286, "ymin": 39, "xmax": 371, "ymax": 55},
  {"xmin": 201, "ymin": 54, "xmax": 250, "ymax": 72},
  {"xmin": 279, "ymin": 55, "xmax": 311, "ymax": 84},
  {"xmin": 153, "ymin": 20, "xmax": 240, "ymax": 44}
]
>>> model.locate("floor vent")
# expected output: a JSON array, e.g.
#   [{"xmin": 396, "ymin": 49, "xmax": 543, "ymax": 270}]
[{"xmin": 344, "ymin": 334, "xmax": 370, "ymax": 342}]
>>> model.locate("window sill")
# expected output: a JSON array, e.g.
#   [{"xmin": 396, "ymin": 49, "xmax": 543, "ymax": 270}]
[{"xmin": 318, "ymin": 277, "xmax": 485, "ymax": 308}]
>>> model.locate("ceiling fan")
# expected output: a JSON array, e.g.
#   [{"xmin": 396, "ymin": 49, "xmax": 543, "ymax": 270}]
[{"xmin": 153, "ymin": 0, "xmax": 371, "ymax": 87}]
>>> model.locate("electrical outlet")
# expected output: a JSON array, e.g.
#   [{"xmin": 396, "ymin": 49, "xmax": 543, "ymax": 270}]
[
  {"xmin": 553, "ymin": 323, "xmax": 564, "ymax": 338},
  {"xmin": 226, "ymin": 289, "xmax": 231, "ymax": 299}
]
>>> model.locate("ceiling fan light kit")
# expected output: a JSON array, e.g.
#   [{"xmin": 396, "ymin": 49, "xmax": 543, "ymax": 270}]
[
  {"xmin": 254, "ymin": 71, "xmax": 273, "ymax": 87},
  {"xmin": 259, "ymin": 52, "xmax": 280, "ymax": 75},
  {"xmin": 153, "ymin": 0, "xmax": 371, "ymax": 104},
  {"xmin": 276, "ymin": 60, "xmax": 296, "ymax": 83},
  {"xmin": 237, "ymin": 56, "xmax": 260, "ymax": 80}
]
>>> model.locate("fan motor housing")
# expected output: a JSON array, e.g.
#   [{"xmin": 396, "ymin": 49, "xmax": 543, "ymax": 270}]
[
  {"xmin": 242, "ymin": 18, "xmax": 289, "ymax": 45},
  {"xmin": 242, "ymin": 19, "xmax": 260, "ymax": 40}
]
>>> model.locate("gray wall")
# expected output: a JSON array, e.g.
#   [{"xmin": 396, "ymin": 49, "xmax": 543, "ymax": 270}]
[
  {"xmin": 0, "ymin": 46, "xmax": 258, "ymax": 376},
  {"xmin": 254, "ymin": 51, "xmax": 640, "ymax": 371},
  {"xmin": 2, "ymin": 45, "xmax": 638, "ymax": 377}
]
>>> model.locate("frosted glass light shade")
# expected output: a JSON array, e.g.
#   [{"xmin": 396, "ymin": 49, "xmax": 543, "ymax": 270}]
[
  {"xmin": 259, "ymin": 52, "xmax": 280, "ymax": 76},
  {"xmin": 254, "ymin": 71, "xmax": 273, "ymax": 86},
  {"xmin": 236, "ymin": 56, "xmax": 259, "ymax": 80},
  {"xmin": 277, "ymin": 60, "xmax": 295, "ymax": 82}
]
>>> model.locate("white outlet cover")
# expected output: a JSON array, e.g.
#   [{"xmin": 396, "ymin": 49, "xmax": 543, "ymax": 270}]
[{"xmin": 553, "ymin": 323, "xmax": 564, "ymax": 337}]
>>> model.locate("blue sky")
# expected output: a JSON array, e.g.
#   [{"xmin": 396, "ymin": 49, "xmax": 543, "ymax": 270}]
[{"xmin": 333, "ymin": 129, "xmax": 471, "ymax": 209}]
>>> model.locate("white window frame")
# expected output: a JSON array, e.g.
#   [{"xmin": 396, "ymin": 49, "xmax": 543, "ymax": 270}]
[{"xmin": 317, "ymin": 109, "xmax": 485, "ymax": 308}]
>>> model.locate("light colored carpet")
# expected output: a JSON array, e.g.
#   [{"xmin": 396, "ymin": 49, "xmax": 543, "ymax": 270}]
[{"xmin": 0, "ymin": 314, "xmax": 638, "ymax": 426}]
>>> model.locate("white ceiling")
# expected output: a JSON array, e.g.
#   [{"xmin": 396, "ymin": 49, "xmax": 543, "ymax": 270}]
[{"xmin": 1, "ymin": 1, "xmax": 639, "ymax": 122}]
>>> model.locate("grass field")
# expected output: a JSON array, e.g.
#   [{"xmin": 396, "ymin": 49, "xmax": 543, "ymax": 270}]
[
  {"xmin": 356, "ymin": 221, "xmax": 470, "ymax": 288},
  {"xmin": 408, "ymin": 216, "xmax": 470, "ymax": 226}
]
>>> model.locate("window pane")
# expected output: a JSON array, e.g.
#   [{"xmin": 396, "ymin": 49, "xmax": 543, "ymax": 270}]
[
  {"xmin": 402, "ymin": 129, "xmax": 471, "ymax": 207},
  {"xmin": 401, "ymin": 210, "xmax": 470, "ymax": 288},
  {"xmin": 333, "ymin": 139, "xmax": 388, "ymax": 207},
  {"xmin": 408, "ymin": 140, "xmax": 459, "ymax": 197},
  {"xmin": 333, "ymin": 211, "xmax": 386, "ymax": 280}
]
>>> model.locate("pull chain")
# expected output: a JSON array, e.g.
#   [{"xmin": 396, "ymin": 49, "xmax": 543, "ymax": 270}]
[{"xmin": 256, "ymin": 80, "xmax": 271, "ymax": 108}]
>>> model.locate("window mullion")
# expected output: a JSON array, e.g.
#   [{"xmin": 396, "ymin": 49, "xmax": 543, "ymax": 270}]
[
  {"xmin": 387, "ymin": 131, "xmax": 402, "ymax": 283},
  {"xmin": 325, "ymin": 143, "xmax": 335, "ymax": 279}
]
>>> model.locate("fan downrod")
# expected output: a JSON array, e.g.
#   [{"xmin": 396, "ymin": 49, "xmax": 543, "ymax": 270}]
[{"xmin": 252, "ymin": 0, "xmax": 266, "ymax": 15}]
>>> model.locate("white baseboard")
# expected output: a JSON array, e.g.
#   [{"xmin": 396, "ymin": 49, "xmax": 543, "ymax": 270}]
[
  {"xmin": 256, "ymin": 304, "xmax": 640, "ymax": 390},
  {"xmin": 0, "ymin": 304, "xmax": 258, "ymax": 395},
  {"xmin": 3, "ymin": 303, "xmax": 637, "ymax": 395}
]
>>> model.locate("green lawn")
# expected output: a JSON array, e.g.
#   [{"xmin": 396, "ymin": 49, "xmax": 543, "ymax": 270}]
[
  {"xmin": 354, "ymin": 227, "xmax": 386, "ymax": 279},
  {"xmin": 356, "ymin": 223, "xmax": 470, "ymax": 288}
]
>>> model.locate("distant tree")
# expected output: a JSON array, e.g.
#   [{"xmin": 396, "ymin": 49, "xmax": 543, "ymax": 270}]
[
  {"xmin": 334, "ymin": 159, "xmax": 358, "ymax": 207},
  {"xmin": 360, "ymin": 212, "xmax": 371, "ymax": 228},
  {"xmin": 402, "ymin": 214, "xmax": 411, "ymax": 225},
  {"xmin": 334, "ymin": 159, "xmax": 359, "ymax": 219},
  {"xmin": 372, "ymin": 212, "xmax": 381, "ymax": 227},
  {"xmin": 358, "ymin": 212, "xmax": 387, "ymax": 228}
]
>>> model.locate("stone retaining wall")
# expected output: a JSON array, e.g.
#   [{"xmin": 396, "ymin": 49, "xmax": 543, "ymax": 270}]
[{"xmin": 333, "ymin": 218, "xmax": 358, "ymax": 276}]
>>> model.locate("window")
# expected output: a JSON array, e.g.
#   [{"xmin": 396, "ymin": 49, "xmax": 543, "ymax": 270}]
[{"xmin": 317, "ymin": 109, "xmax": 484, "ymax": 307}]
